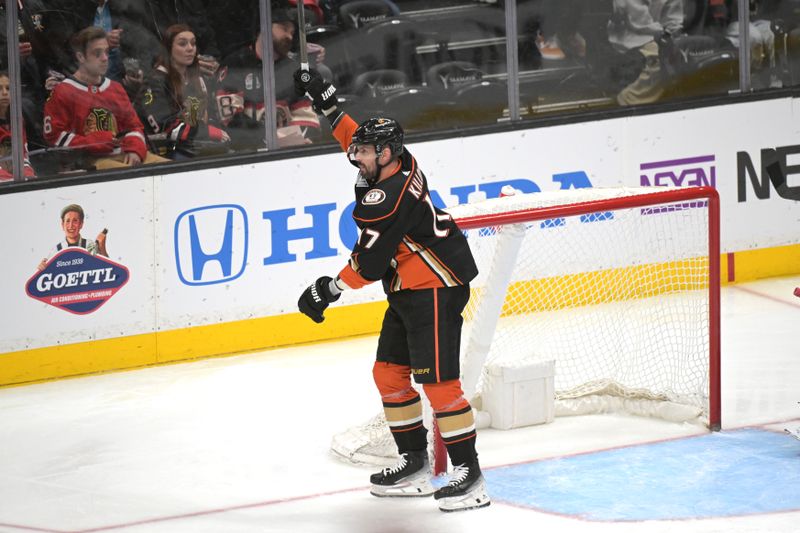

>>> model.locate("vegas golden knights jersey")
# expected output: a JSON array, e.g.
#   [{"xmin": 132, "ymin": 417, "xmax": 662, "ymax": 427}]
[{"xmin": 332, "ymin": 114, "xmax": 478, "ymax": 293}]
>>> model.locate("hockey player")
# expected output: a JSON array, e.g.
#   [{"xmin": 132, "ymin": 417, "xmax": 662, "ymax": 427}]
[
  {"xmin": 43, "ymin": 26, "xmax": 167, "ymax": 171},
  {"xmin": 294, "ymin": 67, "xmax": 490, "ymax": 512}
]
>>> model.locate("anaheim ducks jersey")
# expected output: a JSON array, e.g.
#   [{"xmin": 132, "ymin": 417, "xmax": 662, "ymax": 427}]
[{"xmin": 332, "ymin": 113, "xmax": 478, "ymax": 293}]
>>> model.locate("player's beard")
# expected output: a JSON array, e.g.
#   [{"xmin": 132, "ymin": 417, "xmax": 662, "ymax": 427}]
[{"xmin": 359, "ymin": 163, "xmax": 378, "ymax": 184}]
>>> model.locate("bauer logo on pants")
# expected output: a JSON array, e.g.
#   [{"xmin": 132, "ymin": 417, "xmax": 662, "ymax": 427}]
[
  {"xmin": 174, "ymin": 204, "xmax": 249, "ymax": 286},
  {"xmin": 26, "ymin": 249, "xmax": 130, "ymax": 314}
]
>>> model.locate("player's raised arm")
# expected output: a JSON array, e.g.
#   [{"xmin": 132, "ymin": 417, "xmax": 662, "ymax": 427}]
[{"xmin": 293, "ymin": 68, "xmax": 356, "ymax": 151}]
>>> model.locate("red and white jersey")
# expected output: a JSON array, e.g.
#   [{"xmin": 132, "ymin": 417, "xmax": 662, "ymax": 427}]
[
  {"xmin": 0, "ymin": 119, "xmax": 35, "ymax": 181},
  {"xmin": 43, "ymin": 76, "xmax": 147, "ymax": 160}
]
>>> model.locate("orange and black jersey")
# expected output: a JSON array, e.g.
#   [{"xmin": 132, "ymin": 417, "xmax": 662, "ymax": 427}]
[{"xmin": 331, "ymin": 113, "xmax": 478, "ymax": 293}]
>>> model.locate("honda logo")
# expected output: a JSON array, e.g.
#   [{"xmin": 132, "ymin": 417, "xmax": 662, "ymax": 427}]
[{"xmin": 174, "ymin": 204, "xmax": 248, "ymax": 286}]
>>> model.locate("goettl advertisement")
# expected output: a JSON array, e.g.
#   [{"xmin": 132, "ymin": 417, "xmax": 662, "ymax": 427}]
[{"xmin": 25, "ymin": 203, "xmax": 129, "ymax": 314}]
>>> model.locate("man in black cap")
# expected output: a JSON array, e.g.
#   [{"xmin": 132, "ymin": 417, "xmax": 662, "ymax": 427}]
[{"xmin": 214, "ymin": 4, "xmax": 319, "ymax": 150}]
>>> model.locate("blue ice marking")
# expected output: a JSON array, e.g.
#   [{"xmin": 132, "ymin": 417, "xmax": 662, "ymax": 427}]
[{"xmin": 484, "ymin": 428, "xmax": 800, "ymax": 521}]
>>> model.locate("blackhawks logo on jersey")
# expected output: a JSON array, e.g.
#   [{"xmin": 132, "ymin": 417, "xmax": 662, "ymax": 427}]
[
  {"xmin": 84, "ymin": 108, "xmax": 118, "ymax": 135},
  {"xmin": 183, "ymin": 96, "xmax": 202, "ymax": 127},
  {"xmin": 0, "ymin": 127, "xmax": 11, "ymax": 173}
]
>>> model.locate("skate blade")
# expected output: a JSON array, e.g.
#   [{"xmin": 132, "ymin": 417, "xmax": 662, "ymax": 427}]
[
  {"xmin": 437, "ymin": 480, "xmax": 491, "ymax": 512},
  {"xmin": 786, "ymin": 427, "xmax": 800, "ymax": 441}
]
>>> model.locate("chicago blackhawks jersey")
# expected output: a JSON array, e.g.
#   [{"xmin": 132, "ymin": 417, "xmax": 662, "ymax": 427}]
[
  {"xmin": 215, "ymin": 48, "xmax": 318, "ymax": 148},
  {"xmin": 0, "ymin": 119, "xmax": 35, "ymax": 180},
  {"xmin": 332, "ymin": 113, "xmax": 478, "ymax": 293},
  {"xmin": 43, "ymin": 76, "xmax": 147, "ymax": 160},
  {"xmin": 137, "ymin": 65, "xmax": 214, "ymax": 144}
]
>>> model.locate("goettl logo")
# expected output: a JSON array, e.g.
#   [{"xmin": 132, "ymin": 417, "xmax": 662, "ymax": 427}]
[{"xmin": 26, "ymin": 249, "xmax": 130, "ymax": 314}]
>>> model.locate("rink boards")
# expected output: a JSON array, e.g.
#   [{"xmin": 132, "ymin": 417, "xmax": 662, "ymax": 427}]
[{"xmin": 1, "ymin": 97, "xmax": 799, "ymax": 385}]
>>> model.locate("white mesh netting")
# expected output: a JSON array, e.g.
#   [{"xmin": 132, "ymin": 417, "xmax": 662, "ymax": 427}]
[{"xmin": 331, "ymin": 187, "xmax": 715, "ymax": 466}]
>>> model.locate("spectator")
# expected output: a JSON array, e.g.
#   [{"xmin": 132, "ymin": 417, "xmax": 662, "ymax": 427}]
[
  {"xmin": 0, "ymin": 71, "xmax": 36, "ymax": 181},
  {"xmin": 0, "ymin": 1, "xmax": 77, "ymax": 151},
  {"xmin": 520, "ymin": 0, "xmax": 587, "ymax": 63},
  {"xmin": 137, "ymin": 24, "xmax": 230, "ymax": 159},
  {"xmin": 607, "ymin": 0, "xmax": 683, "ymax": 105},
  {"xmin": 48, "ymin": 0, "xmax": 159, "ymax": 93},
  {"xmin": 722, "ymin": 0, "xmax": 781, "ymax": 88},
  {"xmin": 139, "ymin": 0, "xmax": 221, "ymax": 79},
  {"xmin": 215, "ymin": 6, "xmax": 319, "ymax": 150},
  {"xmin": 43, "ymin": 26, "xmax": 168, "ymax": 171}
]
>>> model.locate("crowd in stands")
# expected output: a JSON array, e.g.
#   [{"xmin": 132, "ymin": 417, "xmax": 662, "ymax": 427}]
[{"xmin": 0, "ymin": 0, "xmax": 796, "ymax": 182}]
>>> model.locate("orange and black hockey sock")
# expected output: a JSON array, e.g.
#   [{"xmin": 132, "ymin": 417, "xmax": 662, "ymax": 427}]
[
  {"xmin": 424, "ymin": 380, "xmax": 478, "ymax": 466},
  {"xmin": 373, "ymin": 362, "xmax": 428, "ymax": 453}
]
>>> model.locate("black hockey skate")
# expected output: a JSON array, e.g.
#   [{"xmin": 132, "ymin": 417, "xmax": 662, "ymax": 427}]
[
  {"xmin": 369, "ymin": 450, "xmax": 434, "ymax": 497},
  {"xmin": 434, "ymin": 462, "xmax": 491, "ymax": 512}
]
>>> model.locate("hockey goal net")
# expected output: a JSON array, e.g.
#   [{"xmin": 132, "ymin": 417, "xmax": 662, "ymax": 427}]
[{"xmin": 331, "ymin": 186, "xmax": 720, "ymax": 469}]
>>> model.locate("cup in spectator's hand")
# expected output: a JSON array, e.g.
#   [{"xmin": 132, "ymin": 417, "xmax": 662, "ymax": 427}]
[
  {"xmin": 198, "ymin": 55, "xmax": 219, "ymax": 78},
  {"xmin": 122, "ymin": 57, "xmax": 143, "ymax": 88},
  {"xmin": 45, "ymin": 70, "xmax": 65, "ymax": 91},
  {"xmin": 123, "ymin": 69, "xmax": 144, "ymax": 88},
  {"xmin": 307, "ymin": 43, "xmax": 326, "ymax": 65},
  {"xmin": 107, "ymin": 28, "xmax": 123, "ymax": 49}
]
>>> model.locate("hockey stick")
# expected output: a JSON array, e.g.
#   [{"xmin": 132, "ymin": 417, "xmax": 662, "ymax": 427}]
[{"xmin": 296, "ymin": 0, "xmax": 310, "ymax": 82}]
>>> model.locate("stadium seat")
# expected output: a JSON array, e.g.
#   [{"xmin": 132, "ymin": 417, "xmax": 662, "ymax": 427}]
[
  {"xmin": 351, "ymin": 69, "xmax": 409, "ymax": 97},
  {"xmin": 339, "ymin": 0, "xmax": 395, "ymax": 30},
  {"xmin": 425, "ymin": 61, "xmax": 485, "ymax": 90},
  {"xmin": 379, "ymin": 86, "xmax": 454, "ymax": 131},
  {"xmin": 660, "ymin": 34, "xmax": 739, "ymax": 98},
  {"xmin": 422, "ymin": 60, "xmax": 507, "ymax": 126},
  {"xmin": 450, "ymin": 79, "xmax": 508, "ymax": 123},
  {"xmin": 361, "ymin": 18, "xmax": 423, "ymax": 80}
]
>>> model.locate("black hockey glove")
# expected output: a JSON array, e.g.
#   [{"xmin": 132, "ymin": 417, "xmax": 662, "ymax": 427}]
[
  {"xmin": 293, "ymin": 68, "xmax": 338, "ymax": 116},
  {"xmin": 298, "ymin": 276, "xmax": 341, "ymax": 323}
]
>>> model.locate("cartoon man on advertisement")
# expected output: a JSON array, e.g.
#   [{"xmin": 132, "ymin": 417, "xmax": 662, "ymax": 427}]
[{"xmin": 37, "ymin": 204, "xmax": 108, "ymax": 271}]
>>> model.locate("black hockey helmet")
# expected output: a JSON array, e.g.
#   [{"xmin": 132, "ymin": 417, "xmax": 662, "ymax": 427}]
[{"xmin": 348, "ymin": 117, "xmax": 404, "ymax": 169}]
